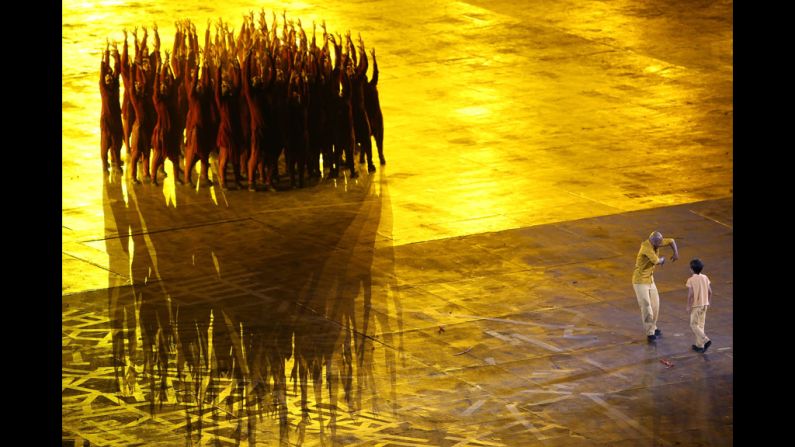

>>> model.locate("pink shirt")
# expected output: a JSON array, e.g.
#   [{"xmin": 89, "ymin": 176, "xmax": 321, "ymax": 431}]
[{"xmin": 686, "ymin": 273, "xmax": 711, "ymax": 307}]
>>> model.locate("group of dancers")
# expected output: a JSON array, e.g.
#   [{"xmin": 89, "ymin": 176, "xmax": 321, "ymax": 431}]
[{"xmin": 100, "ymin": 11, "xmax": 385, "ymax": 190}]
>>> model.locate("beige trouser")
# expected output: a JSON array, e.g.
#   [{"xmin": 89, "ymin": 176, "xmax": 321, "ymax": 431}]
[
  {"xmin": 690, "ymin": 305, "xmax": 710, "ymax": 348},
  {"xmin": 633, "ymin": 282, "xmax": 659, "ymax": 336}
]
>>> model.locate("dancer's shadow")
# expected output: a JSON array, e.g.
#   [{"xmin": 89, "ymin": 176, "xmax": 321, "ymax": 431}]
[{"xmin": 104, "ymin": 172, "xmax": 400, "ymax": 446}]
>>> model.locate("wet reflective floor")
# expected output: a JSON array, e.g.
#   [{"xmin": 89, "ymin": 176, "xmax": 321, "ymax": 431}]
[{"xmin": 62, "ymin": 0, "xmax": 732, "ymax": 445}]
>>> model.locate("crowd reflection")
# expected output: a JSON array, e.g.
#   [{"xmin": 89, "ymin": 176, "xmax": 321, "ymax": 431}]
[{"xmin": 102, "ymin": 170, "xmax": 398, "ymax": 445}]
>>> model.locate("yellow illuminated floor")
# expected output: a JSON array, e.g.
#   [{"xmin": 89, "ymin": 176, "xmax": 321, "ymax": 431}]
[{"xmin": 62, "ymin": 1, "xmax": 732, "ymax": 445}]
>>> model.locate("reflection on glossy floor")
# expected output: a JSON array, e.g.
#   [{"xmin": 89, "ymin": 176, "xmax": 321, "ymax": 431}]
[{"xmin": 62, "ymin": 0, "xmax": 732, "ymax": 445}]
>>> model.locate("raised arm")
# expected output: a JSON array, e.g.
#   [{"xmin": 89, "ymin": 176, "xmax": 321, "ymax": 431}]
[
  {"xmin": 153, "ymin": 22, "xmax": 160, "ymax": 52},
  {"xmin": 100, "ymin": 43, "xmax": 109, "ymax": 88},
  {"xmin": 356, "ymin": 40, "xmax": 368, "ymax": 79},
  {"xmin": 330, "ymin": 34, "xmax": 341, "ymax": 72},
  {"xmin": 213, "ymin": 20, "xmax": 221, "ymax": 50},
  {"xmin": 311, "ymin": 21, "xmax": 317, "ymax": 51},
  {"xmin": 226, "ymin": 26, "xmax": 235, "ymax": 55},
  {"xmin": 189, "ymin": 25, "xmax": 199, "ymax": 61},
  {"xmin": 141, "ymin": 26, "xmax": 148, "ymax": 53},
  {"xmin": 171, "ymin": 23, "xmax": 182, "ymax": 74},
  {"xmin": 133, "ymin": 27, "xmax": 141, "ymax": 60},
  {"xmin": 370, "ymin": 48, "xmax": 378, "ymax": 86},
  {"xmin": 258, "ymin": 8, "xmax": 267, "ymax": 34},
  {"xmin": 320, "ymin": 29, "xmax": 330, "ymax": 67},
  {"xmin": 138, "ymin": 26, "xmax": 148, "ymax": 62},
  {"xmin": 111, "ymin": 42, "xmax": 121, "ymax": 78},
  {"xmin": 122, "ymin": 29, "xmax": 129, "ymax": 67},
  {"xmin": 281, "ymin": 10, "xmax": 288, "ymax": 41},
  {"xmin": 299, "ymin": 24, "xmax": 308, "ymax": 53},
  {"xmin": 152, "ymin": 57, "xmax": 161, "ymax": 103},
  {"xmin": 271, "ymin": 10, "xmax": 277, "ymax": 35},
  {"xmin": 172, "ymin": 22, "xmax": 181, "ymax": 55},
  {"xmin": 346, "ymin": 32, "xmax": 357, "ymax": 67}
]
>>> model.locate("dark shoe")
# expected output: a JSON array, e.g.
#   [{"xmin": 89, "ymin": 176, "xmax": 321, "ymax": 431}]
[
  {"xmin": 703, "ymin": 340, "xmax": 712, "ymax": 352},
  {"xmin": 654, "ymin": 329, "xmax": 662, "ymax": 337},
  {"xmin": 647, "ymin": 335, "xmax": 657, "ymax": 342},
  {"xmin": 368, "ymin": 164, "xmax": 376, "ymax": 173},
  {"xmin": 692, "ymin": 344, "xmax": 705, "ymax": 353}
]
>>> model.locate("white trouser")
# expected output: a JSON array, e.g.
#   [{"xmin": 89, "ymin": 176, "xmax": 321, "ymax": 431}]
[
  {"xmin": 690, "ymin": 305, "xmax": 709, "ymax": 348},
  {"xmin": 633, "ymin": 282, "xmax": 659, "ymax": 336}
]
